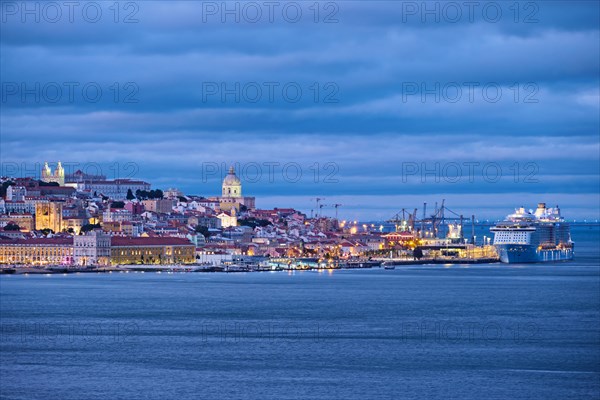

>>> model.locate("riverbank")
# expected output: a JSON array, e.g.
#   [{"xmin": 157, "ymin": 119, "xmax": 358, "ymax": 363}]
[{"xmin": 0, "ymin": 257, "xmax": 501, "ymax": 275}]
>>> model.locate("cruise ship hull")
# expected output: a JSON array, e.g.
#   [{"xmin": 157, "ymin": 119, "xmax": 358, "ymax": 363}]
[{"xmin": 495, "ymin": 244, "xmax": 574, "ymax": 263}]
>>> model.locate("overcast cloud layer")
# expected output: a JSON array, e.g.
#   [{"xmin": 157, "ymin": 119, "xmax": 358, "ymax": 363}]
[{"xmin": 1, "ymin": 1, "xmax": 598, "ymax": 220}]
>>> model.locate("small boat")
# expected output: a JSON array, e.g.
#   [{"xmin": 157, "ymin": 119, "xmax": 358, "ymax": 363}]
[{"xmin": 382, "ymin": 262, "xmax": 395, "ymax": 270}]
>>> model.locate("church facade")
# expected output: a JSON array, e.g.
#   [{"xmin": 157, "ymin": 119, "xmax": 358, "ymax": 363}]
[
  {"xmin": 41, "ymin": 161, "xmax": 65, "ymax": 186},
  {"xmin": 218, "ymin": 166, "xmax": 255, "ymax": 212}
]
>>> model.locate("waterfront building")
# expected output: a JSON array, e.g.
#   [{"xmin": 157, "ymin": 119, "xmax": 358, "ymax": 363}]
[
  {"xmin": 195, "ymin": 249, "xmax": 233, "ymax": 265},
  {"xmin": 0, "ymin": 237, "xmax": 73, "ymax": 265},
  {"xmin": 73, "ymin": 230, "xmax": 111, "ymax": 266},
  {"xmin": 110, "ymin": 237, "xmax": 195, "ymax": 265}
]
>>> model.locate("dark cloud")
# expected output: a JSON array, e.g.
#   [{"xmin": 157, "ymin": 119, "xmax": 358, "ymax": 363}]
[{"xmin": 1, "ymin": 1, "xmax": 598, "ymax": 218}]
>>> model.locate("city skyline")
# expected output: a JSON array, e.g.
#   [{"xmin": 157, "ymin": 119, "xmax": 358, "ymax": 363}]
[{"xmin": 1, "ymin": 2, "xmax": 599, "ymax": 219}]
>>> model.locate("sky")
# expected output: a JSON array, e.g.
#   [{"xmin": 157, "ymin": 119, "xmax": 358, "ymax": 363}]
[{"xmin": 0, "ymin": 1, "xmax": 599, "ymax": 220}]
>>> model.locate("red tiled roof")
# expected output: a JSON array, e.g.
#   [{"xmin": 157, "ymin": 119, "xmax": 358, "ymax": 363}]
[
  {"xmin": 111, "ymin": 237, "xmax": 193, "ymax": 247},
  {"xmin": 0, "ymin": 237, "xmax": 74, "ymax": 246}
]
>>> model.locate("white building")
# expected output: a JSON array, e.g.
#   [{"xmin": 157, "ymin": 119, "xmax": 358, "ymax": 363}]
[
  {"xmin": 73, "ymin": 230, "xmax": 111, "ymax": 266},
  {"xmin": 217, "ymin": 210, "xmax": 237, "ymax": 228},
  {"xmin": 74, "ymin": 179, "xmax": 150, "ymax": 200},
  {"xmin": 6, "ymin": 186, "xmax": 26, "ymax": 201}
]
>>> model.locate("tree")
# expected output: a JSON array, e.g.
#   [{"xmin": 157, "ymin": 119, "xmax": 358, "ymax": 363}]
[
  {"xmin": 81, "ymin": 223, "xmax": 101, "ymax": 233},
  {"xmin": 413, "ymin": 247, "xmax": 423, "ymax": 260},
  {"xmin": 38, "ymin": 180, "xmax": 59, "ymax": 187},
  {"xmin": 40, "ymin": 228, "xmax": 54, "ymax": 236},
  {"xmin": 0, "ymin": 180, "xmax": 15, "ymax": 197},
  {"xmin": 239, "ymin": 218, "xmax": 271, "ymax": 229},
  {"xmin": 126, "ymin": 188, "xmax": 135, "ymax": 200},
  {"xmin": 111, "ymin": 201, "xmax": 125, "ymax": 209},
  {"xmin": 194, "ymin": 225, "xmax": 211, "ymax": 238},
  {"xmin": 3, "ymin": 222, "xmax": 20, "ymax": 231}
]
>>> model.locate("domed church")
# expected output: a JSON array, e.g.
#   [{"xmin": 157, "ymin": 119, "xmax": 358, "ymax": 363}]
[
  {"xmin": 218, "ymin": 165, "xmax": 256, "ymax": 212},
  {"xmin": 222, "ymin": 166, "xmax": 242, "ymax": 198}
]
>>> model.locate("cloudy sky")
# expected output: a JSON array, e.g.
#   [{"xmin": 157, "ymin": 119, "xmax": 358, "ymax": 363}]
[{"xmin": 1, "ymin": 1, "xmax": 598, "ymax": 220}]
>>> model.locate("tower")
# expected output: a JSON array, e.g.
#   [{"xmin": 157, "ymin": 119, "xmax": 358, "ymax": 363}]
[
  {"xmin": 35, "ymin": 202, "xmax": 63, "ymax": 233},
  {"xmin": 55, "ymin": 161, "xmax": 65, "ymax": 186},
  {"xmin": 222, "ymin": 166, "xmax": 242, "ymax": 198},
  {"xmin": 41, "ymin": 161, "xmax": 65, "ymax": 186}
]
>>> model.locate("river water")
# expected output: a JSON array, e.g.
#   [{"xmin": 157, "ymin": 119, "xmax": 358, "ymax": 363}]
[{"xmin": 1, "ymin": 226, "xmax": 598, "ymax": 399}]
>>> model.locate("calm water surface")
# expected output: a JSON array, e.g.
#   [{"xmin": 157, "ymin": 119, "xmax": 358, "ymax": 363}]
[{"xmin": 1, "ymin": 226, "xmax": 599, "ymax": 399}]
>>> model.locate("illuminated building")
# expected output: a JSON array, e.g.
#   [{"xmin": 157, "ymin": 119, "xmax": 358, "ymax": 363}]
[
  {"xmin": 219, "ymin": 166, "xmax": 256, "ymax": 212},
  {"xmin": 74, "ymin": 230, "xmax": 111, "ymax": 266},
  {"xmin": 0, "ymin": 237, "xmax": 73, "ymax": 265},
  {"xmin": 35, "ymin": 202, "xmax": 63, "ymax": 232},
  {"xmin": 62, "ymin": 216, "xmax": 88, "ymax": 234},
  {"xmin": 110, "ymin": 237, "xmax": 195, "ymax": 265},
  {"xmin": 41, "ymin": 161, "xmax": 65, "ymax": 186},
  {"xmin": 217, "ymin": 209, "xmax": 238, "ymax": 228},
  {"xmin": 0, "ymin": 213, "xmax": 34, "ymax": 232}
]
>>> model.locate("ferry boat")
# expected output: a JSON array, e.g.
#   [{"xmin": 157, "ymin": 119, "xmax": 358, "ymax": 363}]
[{"xmin": 491, "ymin": 203, "xmax": 574, "ymax": 263}]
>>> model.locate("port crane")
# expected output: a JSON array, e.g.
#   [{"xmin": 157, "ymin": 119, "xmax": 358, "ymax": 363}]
[
  {"xmin": 387, "ymin": 208, "xmax": 418, "ymax": 232},
  {"xmin": 312, "ymin": 198, "xmax": 324, "ymax": 217},
  {"xmin": 332, "ymin": 204, "xmax": 342, "ymax": 221},
  {"xmin": 388, "ymin": 200, "xmax": 476, "ymax": 241}
]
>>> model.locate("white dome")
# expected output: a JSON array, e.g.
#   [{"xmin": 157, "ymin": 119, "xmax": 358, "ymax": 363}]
[{"xmin": 222, "ymin": 166, "xmax": 241, "ymax": 186}]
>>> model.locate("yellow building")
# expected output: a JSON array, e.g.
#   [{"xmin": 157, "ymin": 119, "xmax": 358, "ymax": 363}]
[
  {"xmin": 62, "ymin": 216, "xmax": 87, "ymax": 235},
  {"xmin": 35, "ymin": 202, "xmax": 63, "ymax": 232},
  {"xmin": 219, "ymin": 166, "xmax": 256, "ymax": 212},
  {"xmin": 0, "ymin": 213, "xmax": 34, "ymax": 232},
  {"xmin": 0, "ymin": 237, "xmax": 73, "ymax": 265},
  {"xmin": 110, "ymin": 237, "xmax": 195, "ymax": 265}
]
